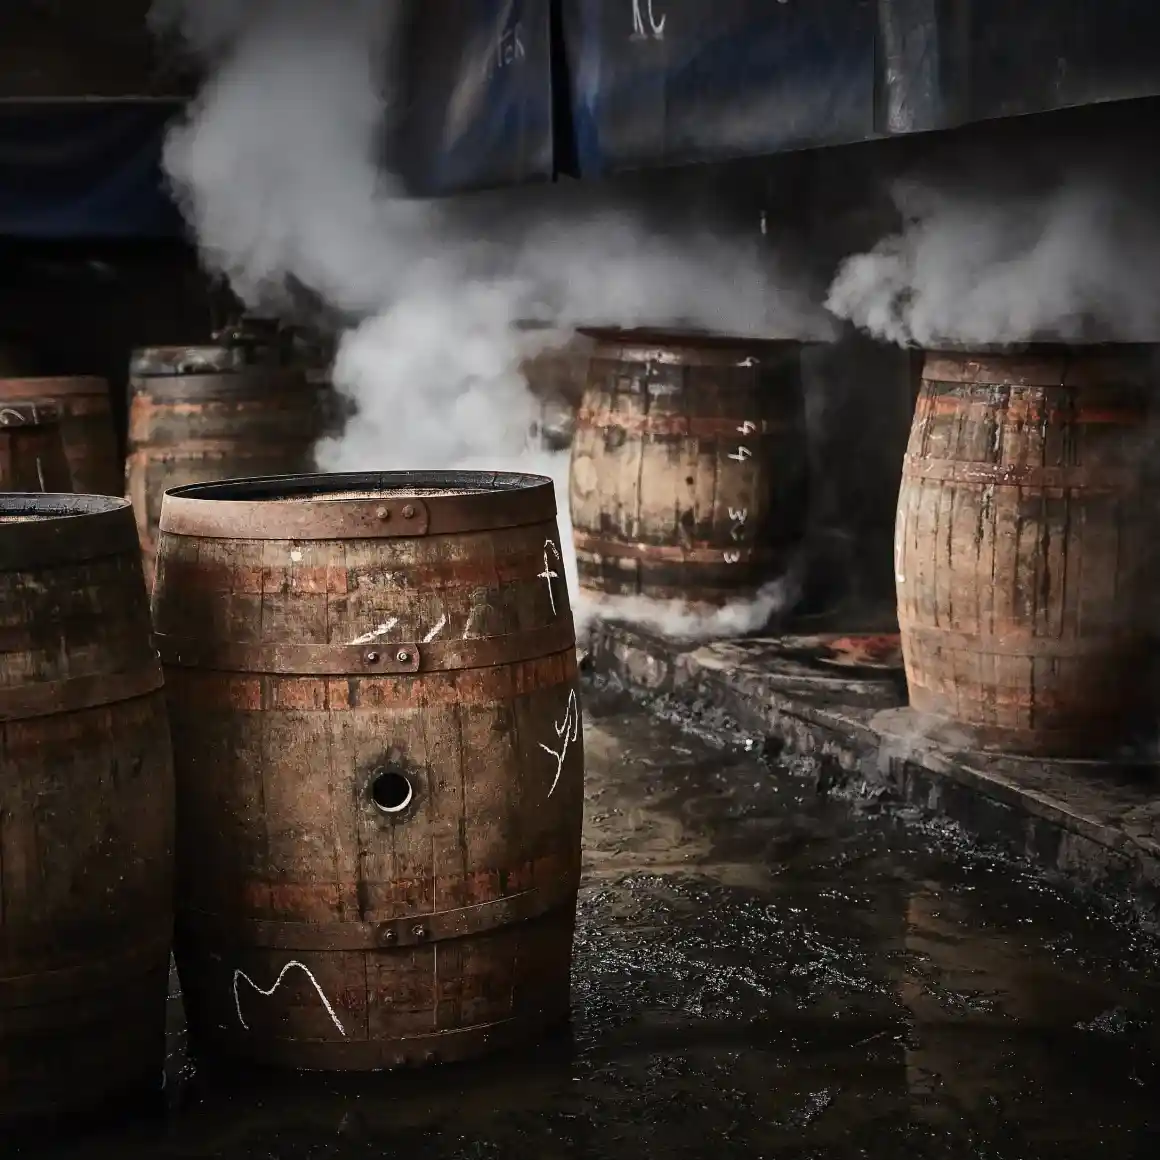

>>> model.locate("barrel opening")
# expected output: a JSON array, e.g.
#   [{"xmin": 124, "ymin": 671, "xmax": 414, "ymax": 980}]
[
  {"xmin": 370, "ymin": 768, "xmax": 414, "ymax": 815},
  {"xmin": 0, "ymin": 494, "xmax": 131, "ymax": 521},
  {"xmin": 165, "ymin": 470, "xmax": 555, "ymax": 504}
]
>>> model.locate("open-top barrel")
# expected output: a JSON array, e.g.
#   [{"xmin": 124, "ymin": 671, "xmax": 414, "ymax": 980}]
[
  {"xmin": 126, "ymin": 344, "xmax": 333, "ymax": 585},
  {"xmin": 152, "ymin": 471, "xmax": 584, "ymax": 1070},
  {"xmin": 0, "ymin": 376, "xmax": 121, "ymax": 495},
  {"xmin": 569, "ymin": 329, "xmax": 809, "ymax": 605},
  {"xmin": 0, "ymin": 494, "xmax": 174, "ymax": 1125},
  {"xmin": 0, "ymin": 402, "xmax": 72, "ymax": 493},
  {"xmin": 896, "ymin": 346, "xmax": 1159, "ymax": 758}
]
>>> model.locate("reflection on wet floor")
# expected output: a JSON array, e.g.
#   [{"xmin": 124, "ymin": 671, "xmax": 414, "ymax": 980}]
[{"xmin": 28, "ymin": 682, "xmax": 1160, "ymax": 1159}]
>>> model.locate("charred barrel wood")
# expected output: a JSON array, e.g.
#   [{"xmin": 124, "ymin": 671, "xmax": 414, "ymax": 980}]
[
  {"xmin": 152, "ymin": 470, "xmax": 583, "ymax": 1071},
  {"xmin": 0, "ymin": 377, "xmax": 121, "ymax": 495},
  {"xmin": 569, "ymin": 329, "xmax": 809, "ymax": 605},
  {"xmin": 896, "ymin": 345, "xmax": 1160, "ymax": 758},
  {"xmin": 0, "ymin": 494, "xmax": 174, "ymax": 1125}
]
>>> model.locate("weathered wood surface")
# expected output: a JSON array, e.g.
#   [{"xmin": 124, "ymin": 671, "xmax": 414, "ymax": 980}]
[
  {"xmin": 896, "ymin": 347, "xmax": 1160, "ymax": 758},
  {"xmin": 0, "ymin": 402, "xmax": 72, "ymax": 493},
  {"xmin": 126, "ymin": 345, "xmax": 332, "ymax": 586},
  {"xmin": 0, "ymin": 495, "xmax": 174, "ymax": 1124},
  {"xmin": 0, "ymin": 377, "xmax": 121, "ymax": 495},
  {"xmin": 152, "ymin": 471, "xmax": 583, "ymax": 1070},
  {"xmin": 569, "ymin": 330, "xmax": 809, "ymax": 605}
]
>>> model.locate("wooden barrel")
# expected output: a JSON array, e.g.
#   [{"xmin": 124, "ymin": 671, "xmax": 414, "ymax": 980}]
[
  {"xmin": 126, "ymin": 344, "xmax": 332, "ymax": 585},
  {"xmin": 152, "ymin": 471, "xmax": 583, "ymax": 1070},
  {"xmin": 519, "ymin": 329, "xmax": 593, "ymax": 451},
  {"xmin": 569, "ymin": 329, "xmax": 809, "ymax": 604},
  {"xmin": 0, "ymin": 494, "xmax": 174, "ymax": 1124},
  {"xmin": 896, "ymin": 346, "xmax": 1159, "ymax": 757},
  {"xmin": 0, "ymin": 402, "xmax": 73, "ymax": 493},
  {"xmin": 0, "ymin": 377, "xmax": 121, "ymax": 495}
]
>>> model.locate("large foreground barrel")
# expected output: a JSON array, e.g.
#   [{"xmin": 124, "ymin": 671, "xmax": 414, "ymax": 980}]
[
  {"xmin": 0, "ymin": 402, "xmax": 72, "ymax": 492},
  {"xmin": 0, "ymin": 376, "xmax": 121, "ymax": 495},
  {"xmin": 153, "ymin": 471, "xmax": 583, "ymax": 1070},
  {"xmin": 126, "ymin": 344, "xmax": 332, "ymax": 583},
  {"xmin": 569, "ymin": 330, "xmax": 809, "ymax": 605},
  {"xmin": 0, "ymin": 495, "xmax": 174, "ymax": 1124},
  {"xmin": 896, "ymin": 346, "xmax": 1159, "ymax": 757}
]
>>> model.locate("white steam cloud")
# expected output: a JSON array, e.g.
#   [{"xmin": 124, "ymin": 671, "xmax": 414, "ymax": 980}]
[
  {"xmin": 826, "ymin": 171, "xmax": 1160, "ymax": 348},
  {"xmin": 153, "ymin": 0, "xmax": 832, "ymax": 635}
]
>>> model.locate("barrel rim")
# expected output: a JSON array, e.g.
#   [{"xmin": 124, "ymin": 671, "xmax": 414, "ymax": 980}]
[
  {"xmin": 0, "ymin": 376, "xmax": 109, "ymax": 400},
  {"xmin": 158, "ymin": 470, "xmax": 560, "ymax": 541},
  {"xmin": 0, "ymin": 400, "xmax": 61, "ymax": 425},
  {"xmin": 0, "ymin": 494, "xmax": 141, "ymax": 572},
  {"xmin": 578, "ymin": 326, "xmax": 803, "ymax": 351}
]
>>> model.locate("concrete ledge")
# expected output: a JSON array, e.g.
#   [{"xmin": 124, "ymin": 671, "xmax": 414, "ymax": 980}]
[{"xmin": 588, "ymin": 621, "xmax": 1160, "ymax": 928}]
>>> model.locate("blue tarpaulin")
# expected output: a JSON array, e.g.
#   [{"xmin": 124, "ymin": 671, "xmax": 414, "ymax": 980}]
[
  {"xmin": 0, "ymin": 102, "xmax": 185, "ymax": 239},
  {"xmin": 392, "ymin": 0, "xmax": 556, "ymax": 195},
  {"xmin": 557, "ymin": 0, "xmax": 877, "ymax": 177}
]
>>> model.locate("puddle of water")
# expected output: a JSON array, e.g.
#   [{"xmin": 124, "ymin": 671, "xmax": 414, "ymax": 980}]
[{"xmin": 20, "ymin": 684, "xmax": 1160, "ymax": 1160}]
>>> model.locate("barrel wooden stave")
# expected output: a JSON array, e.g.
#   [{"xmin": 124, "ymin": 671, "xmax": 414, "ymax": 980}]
[
  {"xmin": 0, "ymin": 496, "xmax": 174, "ymax": 1124},
  {"xmin": 152, "ymin": 473, "xmax": 583, "ymax": 1070},
  {"xmin": 896, "ymin": 347, "xmax": 1158, "ymax": 756},
  {"xmin": 0, "ymin": 377, "xmax": 121, "ymax": 495},
  {"xmin": 569, "ymin": 331, "xmax": 808, "ymax": 604},
  {"xmin": 126, "ymin": 357, "xmax": 331, "ymax": 583},
  {"xmin": 0, "ymin": 403, "xmax": 72, "ymax": 493}
]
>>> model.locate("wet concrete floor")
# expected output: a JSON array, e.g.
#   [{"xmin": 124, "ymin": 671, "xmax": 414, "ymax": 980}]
[{"xmin": 29, "ymin": 682, "xmax": 1160, "ymax": 1159}]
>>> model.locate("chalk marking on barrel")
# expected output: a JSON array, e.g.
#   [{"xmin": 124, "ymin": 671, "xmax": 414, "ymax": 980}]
[
  {"xmin": 462, "ymin": 604, "xmax": 481, "ymax": 639},
  {"xmin": 0, "ymin": 407, "xmax": 28, "ymax": 426},
  {"xmin": 423, "ymin": 615, "xmax": 448, "ymax": 642},
  {"xmin": 232, "ymin": 961, "xmax": 346, "ymax": 1036},
  {"xmin": 728, "ymin": 507, "xmax": 748, "ymax": 543},
  {"xmin": 36, "ymin": 457, "xmax": 46, "ymax": 491},
  {"xmin": 728, "ymin": 446, "xmax": 753, "ymax": 463},
  {"xmin": 540, "ymin": 687, "xmax": 580, "ymax": 797},
  {"xmin": 540, "ymin": 539, "xmax": 563, "ymax": 616},
  {"xmin": 350, "ymin": 619, "xmax": 398, "ymax": 646},
  {"xmin": 290, "ymin": 549, "xmax": 303, "ymax": 562},
  {"xmin": 724, "ymin": 551, "xmax": 742, "ymax": 565},
  {"xmin": 736, "ymin": 420, "xmax": 757, "ymax": 434}
]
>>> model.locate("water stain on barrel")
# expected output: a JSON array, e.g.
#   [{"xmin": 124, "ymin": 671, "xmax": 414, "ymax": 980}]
[
  {"xmin": 125, "ymin": 343, "xmax": 334, "ymax": 585},
  {"xmin": 896, "ymin": 345, "xmax": 1160, "ymax": 758},
  {"xmin": 151, "ymin": 470, "xmax": 583, "ymax": 1071},
  {"xmin": 0, "ymin": 494, "xmax": 174, "ymax": 1125},
  {"xmin": 0, "ymin": 402, "xmax": 73, "ymax": 493},
  {"xmin": 569, "ymin": 329, "xmax": 809, "ymax": 606},
  {"xmin": 0, "ymin": 376, "xmax": 121, "ymax": 495}
]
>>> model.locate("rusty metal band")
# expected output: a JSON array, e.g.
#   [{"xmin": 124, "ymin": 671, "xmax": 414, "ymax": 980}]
[
  {"xmin": 129, "ymin": 371, "xmax": 316, "ymax": 402},
  {"xmin": 575, "ymin": 410, "xmax": 786, "ymax": 437},
  {"xmin": 0, "ymin": 661, "xmax": 166, "ymax": 723},
  {"xmin": 899, "ymin": 623, "xmax": 1146, "ymax": 660},
  {"xmin": 159, "ymin": 487, "xmax": 559, "ymax": 541},
  {"xmin": 195, "ymin": 1007, "xmax": 569, "ymax": 1071},
  {"xmin": 179, "ymin": 886, "xmax": 578, "ymax": 953},
  {"xmin": 0, "ymin": 932, "xmax": 171, "ymax": 1010},
  {"xmin": 919, "ymin": 396, "xmax": 1148, "ymax": 426},
  {"xmin": 924, "ymin": 351, "xmax": 1156, "ymax": 388},
  {"xmin": 573, "ymin": 531, "xmax": 766, "ymax": 566},
  {"xmin": 0, "ymin": 401, "xmax": 60, "ymax": 427},
  {"xmin": 0, "ymin": 501, "xmax": 140, "ymax": 571},
  {"xmin": 902, "ymin": 456, "xmax": 1138, "ymax": 490},
  {"xmin": 0, "ymin": 376, "xmax": 109, "ymax": 401},
  {"xmin": 126, "ymin": 439, "xmax": 318, "ymax": 461},
  {"xmin": 584, "ymin": 330, "xmax": 799, "ymax": 366},
  {"xmin": 155, "ymin": 619, "xmax": 576, "ymax": 676}
]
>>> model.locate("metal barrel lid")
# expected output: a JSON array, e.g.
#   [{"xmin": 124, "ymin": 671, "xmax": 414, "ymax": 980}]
[
  {"xmin": 0, "ymin": 494, "xmax": 139, "ymax": 571},
  {"xmin": 158, "ymin": 470, "xmax": 560, "ymax": 541},
  {"xmin": 129, "ymin": 344, "xmax": 281, "ymax": 377},
  {"xmin": 0, "ymin": 401, "xmax": 61, "ymax": 427}
]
